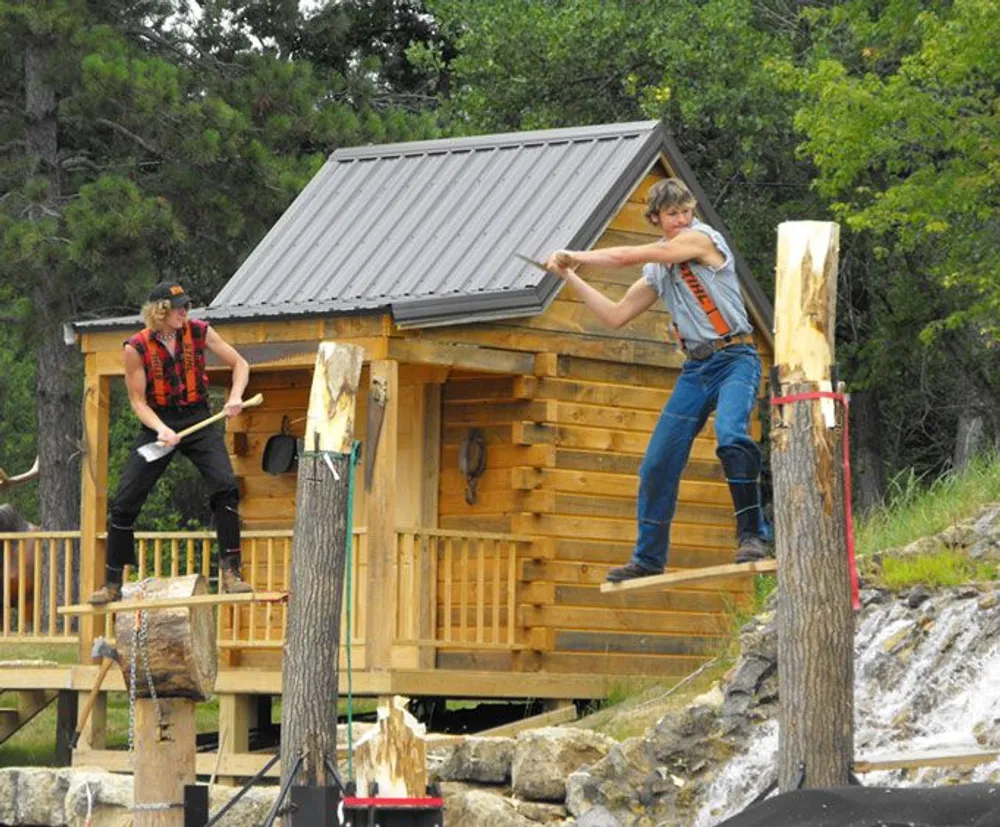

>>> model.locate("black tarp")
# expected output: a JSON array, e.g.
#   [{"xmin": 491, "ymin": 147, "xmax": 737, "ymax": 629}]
[{"xmin": 715, "ymin": 784, "xmax": 1000, "ymax": 827}]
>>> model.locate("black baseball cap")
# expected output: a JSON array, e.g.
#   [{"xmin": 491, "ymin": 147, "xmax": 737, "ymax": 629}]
[{"xmin": 148, "ymin": 281, "xmax": 191, "ymax": 308}]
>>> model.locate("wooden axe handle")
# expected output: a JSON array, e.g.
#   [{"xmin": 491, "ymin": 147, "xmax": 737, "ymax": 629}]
[
  {"xmin": 173, "ymin": 392, "xmax": 264, "ymax": 441},
  {"xmin": 71, "ymin": 657, "xmax": 116, "ymax": 749}
]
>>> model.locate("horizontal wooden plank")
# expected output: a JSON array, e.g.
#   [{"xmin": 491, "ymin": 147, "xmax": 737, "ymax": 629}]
[
  {"xmin": 389, "ymin": 338, "xmax": 536, "ymax": 375},
  {"xmin": 555, "ymin": 630, "xmax": 719, "ymax": 656},
  {"xmin": 412, "ymin": 324, "xmax": 686, "ymax": 370},
  {"xmin": 854, "ymin": 748, "xmax": 1000, "ymax": 773},
  {"xmin": 443, "ymin": 400, "xmax": 556, "ymax": 426},
  {"xmin": 439, "ymin": 515, "xmax": 513, "ymax": 534},
  {"xmin": 552, "ymin": 538, "xmax": 738, "ymax": 570},
  {"xmin": 521, "ymin": 376, "xmax": 672, "ymax": 411},
  {"xmin": 540, "ymin": 651, "xmax": 708, "ymax": 677},
  {"xmin": 442, "ymin": 377, "xmax": 525, "ymax": 402},
  {"xmin": 514, "ymin": 422, "xmax": 722, "ymax": 463},
  {"xmin": 608, "ymin": 201, "xmax": 659, "ymax": 235},
  {"xmin": 511, "ymin": 513, "xmax": 735, "ymax": 549},
  {"xmin": 600, "ymin": 560, "xmax": 777, "ymax": 595},
  {"xmin": 521, "ymin": 490, "xmax": 731, "ymax": 526},
  {"xmin": 535, "ymin": 353, "xmax": 679, "ymax": 388},
  {"xmin": 520, "ymin": 605, "xmax": 727, "ymax": 636},
  {"xmin": 442, "ymin": 444, "xmax": 554, "ymax": 471},
  {"xmin": 526, "ymin": 296, "xmax": 671, "ymax": 342},
  {"xmin": 512, "ymin": 467, "xmax": 731, "ymax": 506},
  {"xmin": 555, "ymin": 584, "xmax": 739, "ymax": 614},
  {"xmin": 443, "ymin": 423, "xmax": 513, "ymax": 446},
  {"xmin": 554, "ymin": 449, "xmax": 724, "ymax": 481}
]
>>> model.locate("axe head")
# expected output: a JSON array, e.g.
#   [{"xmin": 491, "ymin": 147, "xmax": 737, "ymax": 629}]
[{"xmin": 91, "ymin": 636, "xmax": 120, "ymax": 663}]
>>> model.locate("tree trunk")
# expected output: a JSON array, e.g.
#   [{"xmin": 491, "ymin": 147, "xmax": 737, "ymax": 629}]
[
  {"xmin": 25, "ymin": 36, "xmax": 82, "ymax": 627},
  {"xmin": 280, "ymin": 343, "xmax": 364, "ymax": 801},
  {"xmin": 850, "ymin": 389, "xmax": 887, "ymax": 515},
  {"xmin": 772, "ymin": 221, "xmax": 854, "ymax": 791}
]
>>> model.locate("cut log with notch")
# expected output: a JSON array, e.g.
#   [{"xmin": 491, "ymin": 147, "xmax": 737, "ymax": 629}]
[
  {"xmin": 353, "ymin": 696, "xmax": 428, "ymax": 798},
  {"xmin": 114, "ymin": 573, "xmax": 216, "ymax": 701}
]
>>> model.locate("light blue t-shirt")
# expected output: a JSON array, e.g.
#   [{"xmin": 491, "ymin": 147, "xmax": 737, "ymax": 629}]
[{"xmin": 642, "ymin": 219, "xmax": 751, "ymax": 346}]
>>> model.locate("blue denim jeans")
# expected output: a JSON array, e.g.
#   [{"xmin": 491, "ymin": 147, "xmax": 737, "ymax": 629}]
[{"xmin": 633, "ymin": 345, "xmax": 763, "ymax": 571}]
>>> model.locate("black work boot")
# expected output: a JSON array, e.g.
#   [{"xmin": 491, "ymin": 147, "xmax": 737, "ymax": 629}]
[
  {"xmin": 606, "ymin": 561, "xmax": 664, "ymax": 583},
  {"xmin": 735, "ymin": 534, "xmax": 770, "ymax": 564}
]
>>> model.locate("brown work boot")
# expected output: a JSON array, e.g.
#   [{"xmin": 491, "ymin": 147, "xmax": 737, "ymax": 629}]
[
  {"xmin": 88, "ymin": 582, "xmax": 122, "ymax": 606},
  {"xmin": 605, "ymin": 561, "xmax": 664, "ymax": 583},
  {"xmin": 220, "ymin": 557, "xmax": 253, "ymax": 594},
  {"xmin": 735, "ymin": 534, "xmax": 770, "ymax": 564}
]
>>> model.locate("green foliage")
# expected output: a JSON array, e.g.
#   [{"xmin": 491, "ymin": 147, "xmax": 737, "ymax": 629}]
[{"xmin": 790, "ymin": 0, "xmax": 1000, "ymax": 338}]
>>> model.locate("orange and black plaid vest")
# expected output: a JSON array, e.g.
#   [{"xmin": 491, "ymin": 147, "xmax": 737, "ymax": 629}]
[{"xmin": 127, "ymin": 320, "xmax": 209, "ymax": 409}]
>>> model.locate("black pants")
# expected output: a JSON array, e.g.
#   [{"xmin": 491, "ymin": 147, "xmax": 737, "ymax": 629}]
[{"xmin": 106, "ymin": 404, "xmax": 241, "ymax": 571}]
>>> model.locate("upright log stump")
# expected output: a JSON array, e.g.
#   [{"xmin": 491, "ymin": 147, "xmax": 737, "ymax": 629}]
[{"xmin": 116, "ymin": 573, "xmax": 217, "ymax": 826}]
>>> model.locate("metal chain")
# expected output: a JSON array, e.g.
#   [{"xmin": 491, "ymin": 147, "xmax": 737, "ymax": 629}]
[{"xmin": 126, "ymin": 579, "xmax": 165, "ymax": 766}]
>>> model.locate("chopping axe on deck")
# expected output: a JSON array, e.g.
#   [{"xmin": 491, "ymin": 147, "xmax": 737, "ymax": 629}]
[
  {"xmin": 137, "ymin": 393, "xmax": 264, "ymax": 462},
  {"xmin": 71, "ymin": 637, "xmax": 121, "ymax": 749}
]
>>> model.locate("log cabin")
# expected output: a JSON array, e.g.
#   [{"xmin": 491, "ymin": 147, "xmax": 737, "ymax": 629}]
[{"xmin": 3, "ymin": 120, "xmax": 774, "ymax": 776}]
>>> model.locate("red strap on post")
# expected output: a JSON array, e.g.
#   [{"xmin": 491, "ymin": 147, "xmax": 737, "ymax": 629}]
[{"xmin": 769, "ymin": 390, "xmax": 860, "ymax": 611}]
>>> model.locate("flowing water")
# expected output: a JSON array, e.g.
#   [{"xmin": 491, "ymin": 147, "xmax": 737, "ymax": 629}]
[{"xmin": 692, "ymin": 590, "xmax": 1000, "ymax": 826}]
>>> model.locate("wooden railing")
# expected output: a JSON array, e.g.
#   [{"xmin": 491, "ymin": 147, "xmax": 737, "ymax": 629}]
[
  {"xmin": 0, "ymin": 527, "xmax": 535, "ymax": 657},
  {"xmin": 0, "ymin": 530, "xmax": 81, "ymax": 643},
  {"xmin": 394, "ymin": 528, "xmax": 534, "ymax": 650}
]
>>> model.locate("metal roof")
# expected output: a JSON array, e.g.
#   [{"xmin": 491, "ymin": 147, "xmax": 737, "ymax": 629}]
[
  {"xmin": 207, "ymin": 120, "xmax": 665, "ymax": 328},
  {"xmin": 71, "ymin": 120, "xmax": 773, "ymax": 334}
]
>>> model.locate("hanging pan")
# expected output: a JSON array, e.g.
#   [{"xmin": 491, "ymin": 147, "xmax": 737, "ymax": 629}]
[{"xmin": 262, "ymin": 415, "xmax": 298, "ymax": 475}]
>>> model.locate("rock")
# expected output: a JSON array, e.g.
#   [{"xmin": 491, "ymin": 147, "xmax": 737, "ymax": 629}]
[
  {"xmin": 64, "ymin": 771, "xmax": 132, "ymax": 827},
  {"xmin": 445, "ymin": 788, "xmax": 537, "ymax": 827},
  {"xmin": 571, "ymin": 804, "xmax": 622, "ymax": 826},
  {"xmin": 978, "ymin": 592, "xmax": 999, "ymax": 610},
  {"xmin": 512, "ymin": 728, "xmax": 616, "ymax": 802},
  {"xmin": 906, "ymin": 585, "xmax": 932, "ymax": 608},
  {"xmin": 901, "ymin": 536, "xmax": 943, "ymax": 556},
  {"xmin": 433, "ymin": 736, "xmax": 514, "ymax": 784},
  {"xmin": 0, "ymin": 767, "xmax": 69, "ymax": 826},
  {"xmin": 513, "ymin": 799, "xmax": 570, "ymax": 822},
  {"xmin": 208, "ymin": 784, "xmax": 279, "ymax": 827},
  {"xmin": 691, "ymin": 685, "xmax": 724, "ymax": 710}
]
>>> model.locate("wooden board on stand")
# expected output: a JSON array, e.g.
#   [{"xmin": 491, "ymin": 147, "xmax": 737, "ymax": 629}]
[{"xmin": 600, "ymin": 560, "xmax": 777, "ymax": 595}]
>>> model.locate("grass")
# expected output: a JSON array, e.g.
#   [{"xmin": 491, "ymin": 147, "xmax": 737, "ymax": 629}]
[
  {"xmin": 856, "ymin": 453, "xmax": 1000, "ymax": 559},
  {"xmin": 878, "ymin": 550, "xmax": 997, "ymax": 590}
]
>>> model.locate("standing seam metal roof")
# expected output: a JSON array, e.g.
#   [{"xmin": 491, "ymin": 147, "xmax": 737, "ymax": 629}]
[{"xmin": 208, "ymin": 121, "xmax": 669, "ymax": 327}]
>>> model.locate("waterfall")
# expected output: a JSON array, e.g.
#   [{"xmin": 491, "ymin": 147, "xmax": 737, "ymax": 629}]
[{"xmin": 692, "ymin": 590, "xmax": 1000, "ymax": 826}]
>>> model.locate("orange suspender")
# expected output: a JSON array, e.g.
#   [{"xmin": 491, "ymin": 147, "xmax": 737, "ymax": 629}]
[{"xmin": 677, "ymin": 262, "xmax": 732, "ymax": 338}]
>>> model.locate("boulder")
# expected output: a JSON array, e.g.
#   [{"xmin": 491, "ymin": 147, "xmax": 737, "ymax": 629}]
[
  {"xmin": 512, "ymin": 728, "xmax": 616, "ymax": 802},
  {"xmin": 433, "ymin": 736, "xmax": 514, "ymax": 784}
]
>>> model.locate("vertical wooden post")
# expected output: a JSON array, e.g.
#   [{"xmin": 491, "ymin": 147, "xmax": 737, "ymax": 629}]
[
  {"xmin": 78, "ymin": 367, "xmax": 110, "ymax": 748},
  {"xmin": 418, "ymin": 383, "xmax": 441, "ymax": 668},
  {"xmin": 772, "ymin": 221, "xmax": 854, "ymax": 790},
  {"xmin": 133, "ymin": 698, "xmax": 196, "ymax": 827},
  {"xmin": 280, "ymin": 342, "xmax": 364, "ymax": 794},
  {"xmin": 365, "ymin": 359, "xmax": 398, "ymax": 671}
]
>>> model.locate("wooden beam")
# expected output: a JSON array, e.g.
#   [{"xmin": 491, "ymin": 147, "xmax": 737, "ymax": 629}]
[
  {"xmin": 366, "ymin": 360, "xmax": 399, "ymax": 672},
  {"xmin": 58, "ymin": 591, "xmax": 288, "ymax": 615},
  {"xmin": 476, "ymin": 704, "xmax": 577, "ymax": 737},
  {"xmin": 854, "ymin": 748, "xmax": 1000, "ymax": 773},
  {"xmin": 600, "ymin": 560, "xmax": 777, "ymax": 594},
  {"xmin": 389, "ymin": 338, "xmax": 536, "ymax": 375}
]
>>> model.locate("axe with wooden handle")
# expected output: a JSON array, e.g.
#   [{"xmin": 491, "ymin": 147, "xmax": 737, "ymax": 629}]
[
  {"xmin": 71, "ymin": 637, "xmax": 121, "ymax": 749},
  {"xmin": 137, "ymin": 393, "xmax": 264, "ymax": 463}
]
